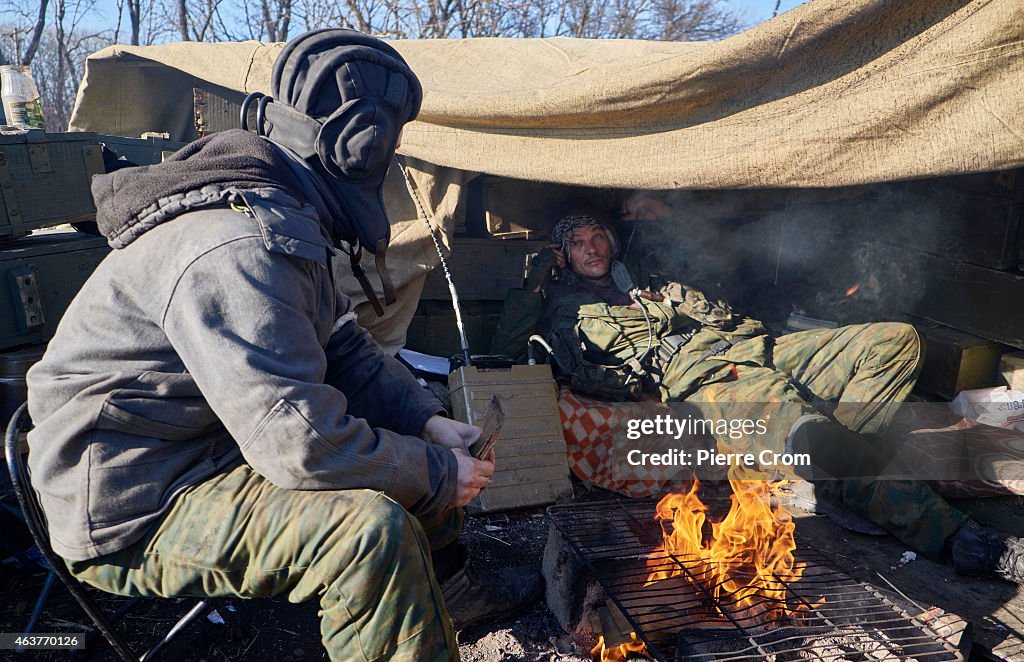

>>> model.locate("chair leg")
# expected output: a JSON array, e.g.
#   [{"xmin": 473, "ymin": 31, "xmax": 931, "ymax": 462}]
[
  {"xmin": 23, "ymin": 569, "xmax": 55, "ymax": 639},
  {"xmin": 6, "ymin": 406, "xmax": 206, "ymax": 661},
  {"xmin": 6, "ymin": 404, "xmax": 138, "ymax": 662},
  {"xmin": 81, "ymin": 597, "xmax": 141, "ymax": 649},
  {"xmin": 59, "ymin": 574, "xmax": 138, "ymax": 662},
  {"xmin": 139, "ymin": 600, "xmax": 209, "ymax": 662}
]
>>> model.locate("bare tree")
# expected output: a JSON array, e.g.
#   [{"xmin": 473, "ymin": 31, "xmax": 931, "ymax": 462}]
[
  {"xmin": 176, "ymin": 0, "xmax": 187, "ymax": 38},
  {"xmin": 111, "ymin": 0, "xmax": 175, "ymax": 44},
  {"xmin": 126, "ymin": 0, "xmax": 142, "ymax": 44},
  {"xmin": 293, "ymin": 0, "xmax": 723, "ymax": 40},
  {"xmin": 298, "ymin": 0, "xmax": 406, "ymax": 36},
  {"xmin": 642, "ymin": 0, "xmax": 740, "ymax": 41},
  {"xmin": 559, "ymin": 0, "xmax": 610, "ymax": 38},
  {"xmin": 41, "ymin": 0, "xmax": 107, "ymax": 127},
  {"xmin": 1, "ymin": 0, "xmax": 112, "ymax": 127},
  {"xmin": 165, "ymin": 0, "xmax": 231, "ymax": 41},
  {"xmin": 341, "ymin": 0, "xmax": 379, "ymax": 33},
  {"xmin": 51, "ymin": 0, "xmax": 73, "ymax": 126},
  {"xmin": 607, "ymin": 0, "xmax": 650, "ymax": 39},
  {"xmin": 259, "ymin": 0, "xmax": 292, "ymax": 41},
  {"xmin": 20, "ymin": 0, "xmax": 49, "ymax": 64},
  {"xmin": 0, "ymin": 0, "xmax": 52, "ymax": 64},
  {"xmin": 3, "ymin": 0, "xmax": 744, "ymax": 130}
]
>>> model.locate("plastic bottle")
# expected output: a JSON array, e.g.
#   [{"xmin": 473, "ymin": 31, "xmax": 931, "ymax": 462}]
[{"xmin": 0, "ymin": 65, "xmax": 45, "ymax": 129}]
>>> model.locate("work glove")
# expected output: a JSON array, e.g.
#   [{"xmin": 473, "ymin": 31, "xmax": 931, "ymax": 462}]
[{"xmin": 525, "ymin": 247, "xmax": 560, "ymax": 292}]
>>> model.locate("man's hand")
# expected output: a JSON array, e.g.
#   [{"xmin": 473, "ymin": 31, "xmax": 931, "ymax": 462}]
[
  {"xmin": 525, "ymin": 246, "xmax": 564, "ymax": 293},
  {"xmin": 420, "ymin": 414, "xmax": 480, "ymax": 451},
  {"xmin": 449, "ymin": 447, "xmax": 495, "ymax": 507},
  {"xmin": 621, "ymin": 193, "xmax": 672, "ymax": 221},
  {"xmin": 549, "ymin": 244, "xmax": 567, "ymax": 269}
]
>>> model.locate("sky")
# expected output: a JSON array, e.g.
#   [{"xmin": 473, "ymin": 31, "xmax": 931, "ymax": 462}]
[
  {"xmin": 729, "ymin": 0, "xmax": 805, "ymax": 26},
  {"xmin": 78, "ymin": 0, "xmax": 808, "ymax": 38}
]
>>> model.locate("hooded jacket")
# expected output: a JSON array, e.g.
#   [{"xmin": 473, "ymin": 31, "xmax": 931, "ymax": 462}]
[{"xmin": 26, "ymin": 130, "xmax": 456, "ymax": 561}]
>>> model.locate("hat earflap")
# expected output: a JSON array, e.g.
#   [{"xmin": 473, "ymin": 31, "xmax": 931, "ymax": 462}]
[{"xmin": 316, "ymin": 99, "xmax": 398, "ymax": 182}]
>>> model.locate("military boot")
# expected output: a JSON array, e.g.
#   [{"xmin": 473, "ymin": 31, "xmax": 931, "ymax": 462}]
[
  {"xmin": 434, "ymin": 543, "xmax": 544, "ymax": 631},
  {"xmin": 949, "ymin": 520, "xmax": 1024, "ymax": 584}
]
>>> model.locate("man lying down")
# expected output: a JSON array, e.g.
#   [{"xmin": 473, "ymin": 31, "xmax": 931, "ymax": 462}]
[{"xmin": 492, "ymin": 209, "xmax": 1024, "ymax": 586}]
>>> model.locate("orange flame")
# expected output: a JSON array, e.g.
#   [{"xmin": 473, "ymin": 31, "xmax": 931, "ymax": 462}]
[
  {"xmin": 845, "ymin": 283, "xmax": 860, "ymax": 297},
  {"xmin": 590, "ymin": 633, "xmax": 647, "ymax": 662},
  {"xmin": 645, "ymin": 466, "xmax": 808, "ymax": 626}
]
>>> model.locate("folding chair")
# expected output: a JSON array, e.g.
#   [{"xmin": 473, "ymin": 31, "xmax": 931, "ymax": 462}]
[{"xmin": 5, "ymin": 402, "xmax": 210, "ymax": 661}]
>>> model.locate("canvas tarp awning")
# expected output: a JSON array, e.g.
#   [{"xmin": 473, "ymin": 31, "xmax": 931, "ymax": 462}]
[
  {"xmin": 71, "ymin": 0, "xmax": 1024, "ymax": 190},
  {"xmin": 67, "ymin": 0, "xmax": 1024, "ymax": 349}
]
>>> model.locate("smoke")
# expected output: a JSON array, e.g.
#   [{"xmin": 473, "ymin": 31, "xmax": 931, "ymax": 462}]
[{"xmin": 615, "ymin": 180, "xmax": 983, "ymax": 332}]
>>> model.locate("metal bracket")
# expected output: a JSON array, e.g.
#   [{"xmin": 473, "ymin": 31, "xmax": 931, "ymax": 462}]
[
  {"xmin": 0, "ymin": 150, "xmax": 23, "ymax": 237},
  {"xmin": 81, "ymin": 143, "xmax": 104, "ymax": 178},
  {"xmin": 7, "ymin": 265, "xmax": 45, "ymax": 333},
  {"xmin": 27, "ymin": 139, "xmax": 52, "ymax": 175}
]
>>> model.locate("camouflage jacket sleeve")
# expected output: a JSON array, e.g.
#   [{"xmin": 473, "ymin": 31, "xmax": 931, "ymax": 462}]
[{"xmin": 658, "ymin": 281, "xmax": 736, "ymax": 329}]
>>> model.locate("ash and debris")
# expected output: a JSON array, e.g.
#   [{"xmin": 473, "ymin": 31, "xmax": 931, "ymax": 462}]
[{"xmin": 458, "ymin": 508, "xmax": 590, "ymax": 662}]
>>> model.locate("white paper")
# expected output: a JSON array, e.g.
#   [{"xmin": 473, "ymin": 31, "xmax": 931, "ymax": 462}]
[
  {"xmin": 949, "ymin": 386, "xmax": 1024, "ymax": 430},
  {"xmin": 398, "ymin": 349, "xmax": 450, "ymax": 376}
]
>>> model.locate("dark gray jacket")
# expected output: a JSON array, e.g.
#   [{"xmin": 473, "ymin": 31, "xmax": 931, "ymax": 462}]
[{"xmin": 27, "ymin": 179, "xmax": 455, "ymax": 562}]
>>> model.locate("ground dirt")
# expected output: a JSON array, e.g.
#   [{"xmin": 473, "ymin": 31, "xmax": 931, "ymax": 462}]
[
  {"xmin": 6, "ymin": 471, "xmax": 1022, "ymax": 662},
  {"xmin": 0, "ymin": 506, "xmax": 592, "ymax": 662}
]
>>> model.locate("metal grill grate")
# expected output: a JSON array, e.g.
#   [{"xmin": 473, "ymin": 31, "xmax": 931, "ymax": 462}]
[{"xmin": 548, "ymin": 499, "xmax": 963, "ymax": 661}]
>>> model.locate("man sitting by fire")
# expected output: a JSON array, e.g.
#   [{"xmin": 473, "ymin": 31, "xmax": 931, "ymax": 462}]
[{"xmin": 491, "ymin": 208, "xmax": 1024, "ymax": 586}]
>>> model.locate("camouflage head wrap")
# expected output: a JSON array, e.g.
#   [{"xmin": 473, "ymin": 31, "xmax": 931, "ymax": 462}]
[{"xmin": 550, "ymin": 214, "xmax": 619, "ymax": 263}]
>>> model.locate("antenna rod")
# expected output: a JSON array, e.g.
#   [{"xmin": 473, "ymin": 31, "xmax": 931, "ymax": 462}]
[{"xmin": 397, "ymin": 158, "xmax": 472, "ymax": 367}]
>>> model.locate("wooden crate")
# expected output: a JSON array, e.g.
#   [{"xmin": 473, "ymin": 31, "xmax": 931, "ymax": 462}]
[
  {"xmin": 0, "ymin": 232, "xmax": 110, "ymax": 350},
  {"xmin": 404, "ymin": 300, "xmax": 504, "ymax": 358},
  {"xmin": 98, "ymin": 134, "xmax": 187, "ymax": 166},
  {"xmin": 449, "ymin": 364, "xmax": 570, "ymax": 512},
  {"xmin": 917, "ymin": 326, "xmax": 1006, "ymax": 399},
  {"xmin": 0, "ymin": 343, "xmax": 45, "ymax": 424},
  {"xmin": 904, "ymin": 252, "xmax": 1024, "ymax": 350},
  {"xmin": 481, "ymin": 176, "xmax": 619, "ymax": 240},
  {"xmin": 1000, "ymin": 351, "xmax": 1024, "ymax": 391},
  {"xmin": 193, "ymin": 87, "xmax": 246, "ymax": 137},
  {"xmin": 0, "ymin": 130, "xmax": 105, "ymax": 238},
  {"xmin": 420, "ymin": 237, "xmax": 551, "ymax": 301}
]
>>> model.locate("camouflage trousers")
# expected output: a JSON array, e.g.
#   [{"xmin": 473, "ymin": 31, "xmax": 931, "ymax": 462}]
[
  {"xmin": 684, "ymin": 322, "xmax": 966, "ymax": 558},
  {"xmin": 68, "ymin": 461, "xmax": 462, "ymax": 662}
]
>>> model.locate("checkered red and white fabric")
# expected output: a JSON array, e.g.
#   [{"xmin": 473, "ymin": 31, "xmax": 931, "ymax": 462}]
[{"xmin": 558, "ymin": 386, "xmax": 683, "ymax": 498}]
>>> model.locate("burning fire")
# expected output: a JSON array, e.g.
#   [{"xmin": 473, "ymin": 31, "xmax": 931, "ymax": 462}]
[
  {"xmin": 590, "ymin": 633, "xmax": 646, "ymax": 661},
  {"xmin": 845, "ymin": 283, "xmax": 860, "ymax": 297},
  {"xmin": 645, "ymin": 467, "xmax": 812, "ymax": 625}
]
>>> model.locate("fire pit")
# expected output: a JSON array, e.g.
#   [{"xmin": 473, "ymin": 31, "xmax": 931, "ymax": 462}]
[{"xmin": 547, "ymin": 484, "xmax": 965, "ymax": 662}]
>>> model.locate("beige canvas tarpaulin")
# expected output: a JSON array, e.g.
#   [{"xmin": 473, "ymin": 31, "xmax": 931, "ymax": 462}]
[
  {"xmin": 341, "ymin": 160, "xmax": 470, "ymax": 352},
  {"xmin": 71, "ymin": 0, "xmax": 1024, "ymax": 189},
  {"xmin": 67, "ymin": 0, "xmax": 1024, "ymax": 348}
]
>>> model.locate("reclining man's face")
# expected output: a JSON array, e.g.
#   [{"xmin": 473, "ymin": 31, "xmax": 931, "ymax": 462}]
[{"xmin": 568, "ymin": 225, "xmax": 612, "ymax": 279}]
